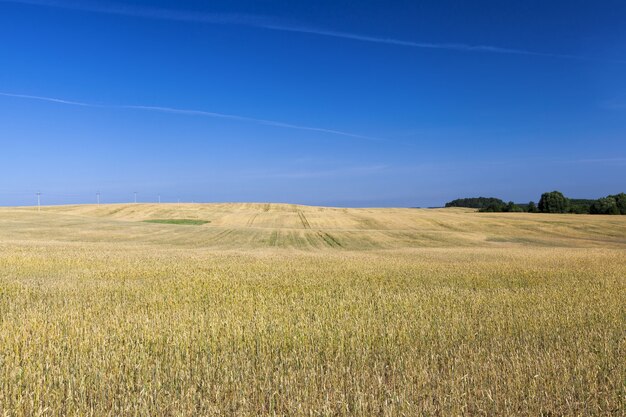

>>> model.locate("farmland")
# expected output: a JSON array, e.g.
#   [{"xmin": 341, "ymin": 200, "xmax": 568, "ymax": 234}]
[{"xmin": 0, "ymin": 203, "xmax": 624, "ymax": 415}]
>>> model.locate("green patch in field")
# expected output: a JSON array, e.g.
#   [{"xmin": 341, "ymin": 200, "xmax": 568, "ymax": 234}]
[{"xmin": 143, "ymin": 219, "xmax": 210, "ymax": 226}]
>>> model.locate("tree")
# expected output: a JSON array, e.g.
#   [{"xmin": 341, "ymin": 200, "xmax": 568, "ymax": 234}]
[
  {"xmin": 504, "ymin": 201, "xmax": 523, "ymax": 212},
  {"xmin": 479, "ymin": 201, "xmax": 506, "ymax": 212},
  {"xmin": 590, "ymin": 197, "xmax": 619, "ymax": 215},
  {"xmin": 538, "ymin": 191, "xmax": 570, "ymax": 213},
  {"xmin": 445, "ymin": 197, "xmax": 505, "ymax": 209},
  {"xmin": 609, "ymin": 193, "xmax": 626, "ymax": 215},
  {"xmin": 527, "ymin": 201, "xmax": 538, "ymax": 213},
  {"xmin": 568, "ymin": 199, "xmax": 594, "ymax": 214}
]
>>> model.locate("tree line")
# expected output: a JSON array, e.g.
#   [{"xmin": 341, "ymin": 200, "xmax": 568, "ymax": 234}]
[{"xmin": 445, "ymin": 192, "xmax": 626, "ymax": 215}]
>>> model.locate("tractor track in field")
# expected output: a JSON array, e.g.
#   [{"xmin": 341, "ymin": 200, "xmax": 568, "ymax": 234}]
[
  {"xmin": 209, "ymin": 229, "xmax": 234, "ymax": 242},
  {"xmin": 318, "ymin": 231, "xmax": 342, "ymax": 248},
  {"xmin": 298, "ymin": 211, "xmax": 311, "ymax": 229},
  {"xmin": 247, "ymin": 214, "xmax": 258, "ymax": 227}
]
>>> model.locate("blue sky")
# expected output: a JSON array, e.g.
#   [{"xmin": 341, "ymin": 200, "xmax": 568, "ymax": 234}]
[{"xmin": 1, "ymin": 0, "xmax": 625, "ymax": 207}]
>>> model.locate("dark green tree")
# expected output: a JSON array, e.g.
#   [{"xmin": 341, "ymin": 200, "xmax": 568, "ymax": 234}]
[
  {"xmin": 568, "ymin": 199, "xmax": 594, "ymax": 214},
  {"xmin": 538, "ymin": 191, "xmax": 570, "ymax": 213},
  {"xmin": 609, "ymin": 193, "xmax": 626, "ymax": 215},
  {"xmin": 527, "ymin": 201, "xmax": 538, "ymax": 213},
  {"xmin": 479, "ymin": 201, "xmax": 506, "ymax": 212},
  {"xmin": 590, "ymin": 197, "xmax": 619, "ymax": 215},
  {"xmin": 445, "ymin": 197, "xmax": 505, "ymax": 209},
  {"xmin": 504, "ymin": 201, "xmax": 523, "ymax": 212}
]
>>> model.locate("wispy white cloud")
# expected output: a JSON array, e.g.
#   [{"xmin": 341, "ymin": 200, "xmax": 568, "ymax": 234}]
[
  {"xmin": 119, "ymin": 105, "xmax": 378, "ymax": 140},
  {"xmin": 260, "ymin": 25, "xmax": 570, "ymax": 59},
  {"xmin": 0, "ymin": 92, "xmax": 379, "ymax": 141},
  {"xmin": 0, "ymin": 0, "xmax": 605, "ymax": 60},
  {"xmin": 0, "ymin": 92, "xmax": 96, "ymax": 107},
  {"xmin": 1, "ymin": 0, "xmax": 271, "ymax": 26}
]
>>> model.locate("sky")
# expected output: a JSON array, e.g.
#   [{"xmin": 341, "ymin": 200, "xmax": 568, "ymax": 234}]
[{"xmin": 1, "ymin": 0, "xmax": 625, "ymax": 207}]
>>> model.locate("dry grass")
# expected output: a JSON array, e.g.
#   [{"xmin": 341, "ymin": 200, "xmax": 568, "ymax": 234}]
[{"xmin": 0, "ymin": 203, "xmax": 624, "ymax": 415}]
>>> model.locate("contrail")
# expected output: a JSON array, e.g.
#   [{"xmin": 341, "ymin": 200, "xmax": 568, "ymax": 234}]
[
  {"xmin": 259, "ymin": 25, "xmax": 571, "ymax": 59},
  {"xmin": 0, "ymin": 92, "xmax": 380, "ymax": 141},
  {"xmin": 0, "ymin": 0, "xmax": 602, "ymax": 60},
  {"xmin": 0, "ymin": 92, "xmax": 96, "ymax": 107}
]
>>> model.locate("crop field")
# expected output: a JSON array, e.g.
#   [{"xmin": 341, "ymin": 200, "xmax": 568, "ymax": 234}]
[{"xmin": 0, "ymin": 203, "xmax": 624, "ymax": 416}]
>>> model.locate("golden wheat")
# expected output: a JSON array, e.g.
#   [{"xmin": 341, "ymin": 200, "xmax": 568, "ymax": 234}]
[{"xmin": 0, "ymin": 204, "xmax": 624, "ymax": 415}]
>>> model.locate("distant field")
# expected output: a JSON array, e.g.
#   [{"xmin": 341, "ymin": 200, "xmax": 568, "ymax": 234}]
[{"xmin": 0, "ymin": 203, "xmax": 624, "ymax": 415}]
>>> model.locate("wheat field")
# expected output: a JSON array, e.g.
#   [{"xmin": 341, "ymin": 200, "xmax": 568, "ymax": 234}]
[{"xmin": 0, "ymin": 203, "xmax": 624, "ymax": 416}]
